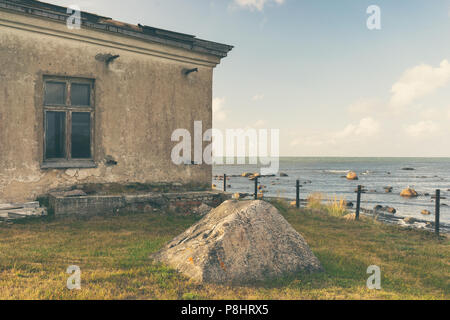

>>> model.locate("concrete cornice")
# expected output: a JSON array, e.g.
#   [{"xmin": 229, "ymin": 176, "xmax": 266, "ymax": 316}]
[{"xmin": 0, "ymin": 0, "xmax": 233, "ymax": 68}]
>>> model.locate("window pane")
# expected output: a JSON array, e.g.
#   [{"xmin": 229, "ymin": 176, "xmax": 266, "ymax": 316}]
[
  {"xmin": 71, "ymin": 83, "xmax": 91, "ymax": 106},
  {"xmin": 71, "ymin": 112, "xmax": 91, "ymax": 158},
  {"xmin": 45, "ymin": 112, "xmax": 66, "ymax": 159},
  {"xmin": 45, "ymin": 82, "xmax": 66, "ymax": 105}
]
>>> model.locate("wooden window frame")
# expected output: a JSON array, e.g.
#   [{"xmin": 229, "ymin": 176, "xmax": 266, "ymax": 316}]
[{"xmin": 42, "ymin": 76, "xmax": 96, "ymax": 169}]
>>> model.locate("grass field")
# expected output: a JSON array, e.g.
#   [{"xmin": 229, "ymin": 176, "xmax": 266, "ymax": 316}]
[{"xmin": 0, "ymin": 200, "xmax": 448, "ymax": 300}]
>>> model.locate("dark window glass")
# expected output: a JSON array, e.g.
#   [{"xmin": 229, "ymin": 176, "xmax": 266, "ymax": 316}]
[
  {"xmin": 71, "ymin": 83, "xmax": 91, "ymax": 106},
  {"xmin": 44, "ymin": 82, "xmax": 66, "ymax": 105},
  {"xmin": 71, "ymin": 112, "xmax": 91, "ymax": 158},
  {"xmin": 45, "ymin": 112, "xmax": 66, "ymax": 158}
]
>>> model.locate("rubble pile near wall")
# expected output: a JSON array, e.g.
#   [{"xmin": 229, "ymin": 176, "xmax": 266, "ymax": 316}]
[{"xmin": 0, "ymin": 202, "xmax": 47, "ymax": 223}]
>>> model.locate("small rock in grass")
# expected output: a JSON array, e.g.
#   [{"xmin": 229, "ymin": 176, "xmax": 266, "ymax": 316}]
[
  {"xmin": 403, "ymin": 217, "xmax": 417, "ymax": 224},
  {"xmin": 344, "ymin": 201, "xmax": 354, "ymax": 208}
]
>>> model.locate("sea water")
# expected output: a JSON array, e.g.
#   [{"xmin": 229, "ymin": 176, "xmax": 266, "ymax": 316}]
[{"xmin": 213, "ymin": 157, "xmax": 450, "ymax": 224}]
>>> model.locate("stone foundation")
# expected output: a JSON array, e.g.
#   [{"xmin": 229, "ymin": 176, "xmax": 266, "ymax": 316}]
[{"xmin": 48, "ymin": 191, "xmax": 228, "ymax": 216}]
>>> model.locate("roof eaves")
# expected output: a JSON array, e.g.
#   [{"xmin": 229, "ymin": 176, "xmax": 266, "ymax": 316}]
[{"xmin": 0, "ymin": 0, "xmax": 233, "ymax": 58}]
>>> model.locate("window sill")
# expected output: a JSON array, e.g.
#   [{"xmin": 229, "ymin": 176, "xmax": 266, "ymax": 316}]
[{"xmin": 41, "ymin": 160, "xmax": 97, "ymax": 169}]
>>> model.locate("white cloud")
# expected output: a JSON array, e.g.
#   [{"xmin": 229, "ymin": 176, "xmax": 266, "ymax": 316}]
[
  {"xmin": 252, "ymin": 94, "xmax": 264, "ymax": 101},
  {"xmin": 347, "ymin": 98, "xmax": 380, "ymax": 115},
  {"xmin": 419, "ymin": 107, "xmax": 440, "ymax": 120},
  {"xmin": 253, "ymin": 119, "xmax": 267, "ymax": 127},
  {"xmin": 290, "ymin": 117, "xmax": 380, "ymax": 147},
  {"xmin": 243, "ymin": 119, "xmax": 267, "ymax": 131},
  {"xmin": 233, "ymin": 0, "xmax": 285, "ymax": 11},
  {"xmin": 213, "ymin": 97, "xmax": 227, "ymax": 122},
  {"xmin": 335, "ymin": 117, "xmax": 380, "ymax": 139},
  {"xmin": 290, "ymin": 135, "xmax": 325, "ymax": 147},
  {"xmin": 404, "ymin": 120, "xmax": 439, "ymax": 138},
  {"xmin": 390, "ymin": 60, "xmax": 450, "ymax": 109}
]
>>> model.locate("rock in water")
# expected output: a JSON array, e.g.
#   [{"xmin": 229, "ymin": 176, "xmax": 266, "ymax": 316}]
[
  {"xmin": 346, "ymin": 171, "xmax": 358, "ymax": 180},
  {"xmin": 151, "ymin": 200, "xmax": 322, "ymax": 284},
  {"xmin": 400, "ymin": 188, "xmax": 418, "ymax": 198},
  {"xmin": 384, "ymin": 186, "xmax": 393, "ymax": 193}
]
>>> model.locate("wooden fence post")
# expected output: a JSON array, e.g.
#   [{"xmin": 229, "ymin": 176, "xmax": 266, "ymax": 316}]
[
  {"xmin": 296, "ymin": 180, "xmax": 300, "ymax": 208},
  {"xmin": 254, "ymin": 177, "xmax": 259, "ymax": 200},
  {"xmin": 223, "ymin": 174, "xmax": 227, "ymax": 192},
  {"xmin": 356, "ymin": 185, "xmax": 362, "ymax": 220},
  {"xmin": 435, "ymin": 189, "xmax": 440, "ymax": 236}
]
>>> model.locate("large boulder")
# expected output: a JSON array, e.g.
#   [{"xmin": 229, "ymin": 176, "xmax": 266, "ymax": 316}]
[
  {"xmin": 193, "ymin": 203, "xmax": 213, "ymax": 216},
  {"xmin": 152, "ymin": 200, "xmax": 322, "ymax": 284}
]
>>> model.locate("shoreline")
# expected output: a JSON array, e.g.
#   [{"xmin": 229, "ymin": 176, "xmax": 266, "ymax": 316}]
[
  {"xmin": 357, "ymin": 207, "xmax": 450, "ymax": 234},
  {"xmin": 259, "ymin": 195, "xmax": 450, "ymax": 234},
  {"xmin": 214, "ymin": 164, "xmax": 449, "ymax": 233}
]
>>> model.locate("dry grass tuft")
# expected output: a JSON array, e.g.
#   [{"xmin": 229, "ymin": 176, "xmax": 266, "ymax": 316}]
[{"xmin": 307, "ymin": 193, "xmax": 348, "ymax": 217}]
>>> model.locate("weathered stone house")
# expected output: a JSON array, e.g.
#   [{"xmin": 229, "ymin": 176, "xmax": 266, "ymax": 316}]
[{"xmin": 0, "ymin": 0, "xmax": 232, "ymax": 203}]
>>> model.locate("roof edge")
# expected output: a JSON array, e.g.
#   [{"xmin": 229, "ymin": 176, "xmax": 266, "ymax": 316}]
[{"xmin": 0, "ymin": 0, "xmax": 234, "ymax": 58}]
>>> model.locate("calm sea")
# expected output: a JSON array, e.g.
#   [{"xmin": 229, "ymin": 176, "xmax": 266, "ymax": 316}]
[{"xmin": 213, "ymin": 157, "xmax": 450, "ymax": 224}]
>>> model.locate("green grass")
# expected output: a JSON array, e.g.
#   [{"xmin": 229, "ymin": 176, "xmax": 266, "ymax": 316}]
[{"xmin": 0, "ymin": 201, "xmax": 448, "ymax": 300}]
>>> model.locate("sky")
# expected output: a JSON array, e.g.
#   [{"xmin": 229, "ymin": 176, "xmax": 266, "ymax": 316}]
[{"xmin": 46, "ymin": 0, "xmax": 450, "ymax": 157}]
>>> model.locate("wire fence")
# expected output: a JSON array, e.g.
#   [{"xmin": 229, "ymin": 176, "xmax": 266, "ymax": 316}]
[{"xmin": 219, "ymin": 174, "xmax": 443, "ymax": 236}]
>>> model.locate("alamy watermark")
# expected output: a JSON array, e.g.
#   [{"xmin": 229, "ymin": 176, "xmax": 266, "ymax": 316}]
[
  {"xmin": 367, "ymin": 265, "xmax": 381, "ymax": 290},
  {"xmin": 66, "ymin": 265, "xmax": 81, "ymax": 290},
  {"xmin": 171, "ymin": 121, "xmax": 280, "ymax": 175},
  {"xmin": 367, "ymin": 5, "xmax": 381, "ymax": 30},
  {"xmin": 67, "ymin": 5, "xmax": 81, "ymax": 30}
]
